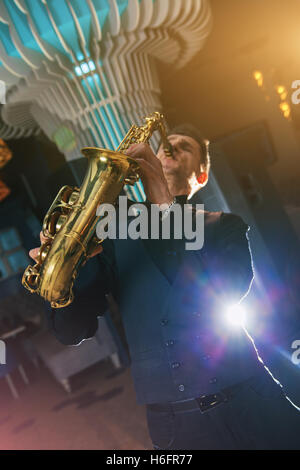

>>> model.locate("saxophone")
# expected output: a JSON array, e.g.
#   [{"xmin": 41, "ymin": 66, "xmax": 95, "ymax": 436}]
[{"xmin": 22, "ymin": 112, "xmax": 173, "ymax": 308}]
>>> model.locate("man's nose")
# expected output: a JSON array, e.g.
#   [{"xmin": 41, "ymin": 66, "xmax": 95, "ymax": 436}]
[{"xmin": 171, "ymin": 144, "xmax": 180, "ymax": 155}]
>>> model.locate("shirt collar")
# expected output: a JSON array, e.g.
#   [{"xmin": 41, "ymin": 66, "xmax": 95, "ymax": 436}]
[{"xmin": 143, "ymin": 195, "xmax": 188, "ymax": 207}]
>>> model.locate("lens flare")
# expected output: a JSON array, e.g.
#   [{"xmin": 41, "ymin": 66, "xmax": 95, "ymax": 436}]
[{"xmin": 225, "ymin": 304, "xmax": 247, "ymax": 328}]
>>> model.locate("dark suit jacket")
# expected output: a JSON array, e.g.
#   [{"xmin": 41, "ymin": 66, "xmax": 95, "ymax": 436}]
[{"xmin": 45, "ymin": 197, "xmax": 262, "ymax": 404}]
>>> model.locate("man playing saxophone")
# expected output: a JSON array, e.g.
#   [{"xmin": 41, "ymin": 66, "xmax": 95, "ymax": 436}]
[{"xmin": 29, "ymin": 124, "xmax": 300, "ymax": 449}]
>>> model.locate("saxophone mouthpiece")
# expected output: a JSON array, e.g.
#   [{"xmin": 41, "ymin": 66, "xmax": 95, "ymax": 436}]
[{"xmin": 165, "ymin": 142, "xmax": 174, "ymax": 158}]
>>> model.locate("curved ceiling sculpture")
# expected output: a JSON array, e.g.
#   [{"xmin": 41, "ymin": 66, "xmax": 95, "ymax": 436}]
[{"xmin": 0, "ymin": 0, "xmax": 212, "ymax": 200}]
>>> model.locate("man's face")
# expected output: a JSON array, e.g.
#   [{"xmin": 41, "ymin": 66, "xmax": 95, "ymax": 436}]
[{"xmin": 157, "ymin": 134, "xmax": 203, "ymax": 180}]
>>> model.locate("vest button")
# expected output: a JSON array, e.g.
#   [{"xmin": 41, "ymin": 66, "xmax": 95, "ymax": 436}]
[
  {"xmin": 167, "ymin": 251, "xmax": 177, "ymax": 256},
  {"xmin": 209, "ymin": 377, "xmax": 218, "ymax": 384},
  {"xmin": 203, "ymin": 355, "xmax": 211, "ymax": 360},
  {"xmin": 178, "ymin": 384, "xmax": 185, "ymax": 392},
  {"xmin": 165, "ymin": 340, "xmax": 174, "ymax": 347},
  {"xmin": 172, "ymin": 362, "xmax": 180, "ymax": 369},
  {"xmin": 161, "ymin": 319, "xmax": 168, "ymax": 326}
]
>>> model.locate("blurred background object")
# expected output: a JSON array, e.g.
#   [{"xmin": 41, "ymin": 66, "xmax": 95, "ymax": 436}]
[{"xmin": 0, "ymin": 139, "xmax": 12, "ymax": 169}]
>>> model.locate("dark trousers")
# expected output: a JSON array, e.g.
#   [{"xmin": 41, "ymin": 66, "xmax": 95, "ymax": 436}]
[{"xmin": 146, "ymin": 368, "xmax": 300, "ymax": 450}]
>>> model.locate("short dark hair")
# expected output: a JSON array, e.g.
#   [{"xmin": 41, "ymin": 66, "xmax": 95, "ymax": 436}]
[{"xmin": 168, "ymin": 123, "xmax": 210, "ymax": 171}]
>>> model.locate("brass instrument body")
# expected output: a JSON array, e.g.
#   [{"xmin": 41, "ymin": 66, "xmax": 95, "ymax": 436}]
[
  {"xmin": 23, "ymin": 150, "xmax": 139, "ymax": 307},
  {"xmin": 22, "ymin": 112, "xmax": 171, "ymax": 308}
]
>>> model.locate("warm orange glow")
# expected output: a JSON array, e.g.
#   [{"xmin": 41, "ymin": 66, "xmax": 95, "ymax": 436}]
[
  {"xmin": 276, "ymin": 85, "xmax": 286, "ymax": 95},
  {"xmin": 280, "ymin": 102, "xmax": 290, "ymax": 112},
  {"xmin": 253, "ymin": 70, "xmax": 263, "ymax": 87},
  {"xmin": 279, "ymin": 101, "xmax": 291, "ymax": 119},
  {"xmin": 0, "ymin": 139, "xmax": 12, "ymax": 169},
  {"xmin": 253, "ymin": 70, "xmax": 262, "ymax": 80},
  {"xmin": 276, "ymin": 85, "xmax": 288, "ymax": 100},
  {"xmin": 0, "ymin": 180, "xmax": 11, "ymax": 202}
]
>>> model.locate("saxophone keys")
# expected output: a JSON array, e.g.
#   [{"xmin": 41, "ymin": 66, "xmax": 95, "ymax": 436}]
[
  {"xmin": 51, "ymin": 291, "xmax": 74, "ymax": 309},
  {"xmin": 124, "ymin": 165, "xmax": 140, "ymax": 185},
  {"xmin": 55, "ymin": 186, "xmax": 79, "ymax": 208},
  {"xmin": 59, "ymin": 186, "xmax": 75, "ymax": 203},
  {"xmin": 55, "ymin": 214, "xmax": 68, "ymax": 233},
  {"xmin": 66, "ymin": 190, "xmax": 79, "ymax": 206},
  {"xmin": 22, "ymin": 265, "xmax": 40, "ymax": 292},
  {"xmin": 45, "ymin": 211, "xmax": 68, "ymax": 237},
  {"xmin": 124, "ymin": 175, "xmax": 139, "ymax": 185},
  {"xmin": 38, "ymin": 240, "xmax": 52, "ymax": 263}
]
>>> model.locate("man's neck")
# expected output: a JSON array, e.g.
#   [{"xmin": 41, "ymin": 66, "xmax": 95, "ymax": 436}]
[{"xmin": 165, "ymin": 174, "xmax": 191, "ymax": 198}]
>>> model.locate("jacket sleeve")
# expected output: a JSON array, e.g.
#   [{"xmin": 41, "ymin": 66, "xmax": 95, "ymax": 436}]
[
  {"xmin": 205, "ymin": 212, "xmax": 254, "ymax": 304},
  {"xmin": 44, "ymin": 238, "xmax": 119, "ymax": 345}
]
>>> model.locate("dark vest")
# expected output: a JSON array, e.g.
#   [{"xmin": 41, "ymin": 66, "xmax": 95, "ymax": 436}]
[{"xmin": 113, "ymin": 211, "xmax": 262, "ymax": 405}]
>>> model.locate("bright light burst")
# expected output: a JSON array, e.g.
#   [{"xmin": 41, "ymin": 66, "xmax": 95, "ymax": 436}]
[{"xmin": 225, "ymin": 303, "xmax": 247, "ymax": 328}]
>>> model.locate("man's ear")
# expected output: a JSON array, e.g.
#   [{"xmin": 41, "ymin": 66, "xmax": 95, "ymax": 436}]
[{"xmin": 197, "ymin": 172, "xmax": 208, "ymax": 185}]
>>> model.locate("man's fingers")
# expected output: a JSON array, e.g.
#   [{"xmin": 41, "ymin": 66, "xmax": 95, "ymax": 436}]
[
  {"xmin": 126, "ymin": 143, "xmax": 161, "ymax": 169},
  {"xmin": 29, "ymin": 230, "xmax": 49, "ymax": 263},
  {"xmin": 40, "ymin": 231, "xmax": 49, "ymax": 244},
  {"xmin": 29, "ymin": 247, "xmax": 40, "ymax": 262},
  {"xmin": 134, "ymin": 158, "xmax": 158, "ymax": 180},
  {"xmin": 125, "ymin": 143, "xmax": 139, "ymax": 153},
  {"xmin": 88, "ymin": 245, "xmax": 103, "ymax": 258}
]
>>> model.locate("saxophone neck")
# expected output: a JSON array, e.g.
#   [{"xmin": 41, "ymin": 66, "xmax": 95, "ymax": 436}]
[{"xmin": 116, "ymin": 112, "xmax": 173, "ymax": 157}]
